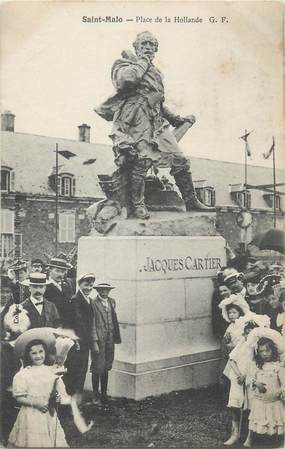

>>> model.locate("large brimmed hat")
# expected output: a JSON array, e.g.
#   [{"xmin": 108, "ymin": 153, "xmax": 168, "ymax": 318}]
[
  {"xmin": 246, "ymin": 326, "xmax": 285, "ymax": 358},
  {"xmin": 78, "ymin": 273, "xmax": 96, "ymax": 284},
  {"xmin": 14, "ymin": 327, "xmax": 56, "ymax": 359},
  {"xmin": 235, "ymin": 312, "xmax": 270, "ymax": 331},
  {"xmin": 21, "ymin": 273, "xmax": 50, "ymax": 287},
  {"xmin": 94, "ymin": 282, "xmax": 115, "ymax": 290},
  {"xmin": 256, "ymin": 273, "xmax": 282, "ymax": 295},
  {"xmin": 244, "ymin": 260, "xmax": 268, "ymax": 282},
  {"xmin": 47, "ymin": 257, "xmax": 72, "ymax": 270},
  {"xmin": 219, "ymin": 294, "xmax": 250, "ymax": 322}
]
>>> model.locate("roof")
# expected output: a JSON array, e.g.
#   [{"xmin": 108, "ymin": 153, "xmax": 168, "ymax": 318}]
[
  {"xmin": 1, "ymin": 130, "xmax": 284, "ymax": 208},
  {"xmin": 189, "ymin": 157, "xmax": 285, "ymax": 209},
  {"xmin": 1, "ymin": 131, "xmax": 116, "ymax": 197}
]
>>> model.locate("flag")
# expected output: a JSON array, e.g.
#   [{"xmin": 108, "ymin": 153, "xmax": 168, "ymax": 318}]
[
  {"xmin": 240, "ymin": 131, "xmax": 252, "ymax": 156},
  {"xmin": 263, "ymin": 137, "xmax": 275, "ymax": 159},
  {"xmin": 83, "ymin": 158, "xmax": 96, "ymax": 165},
  {"xmin": 58, "ymin": 150, "xmax": 77, "ymax": 159}
]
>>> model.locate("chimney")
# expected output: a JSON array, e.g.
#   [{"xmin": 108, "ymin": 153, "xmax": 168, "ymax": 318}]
[
  {"xmin": 1, "ymin": 110, "xmax": 15, "ymax": 132},
  {"xmin": 78, "ymin": 123, "xmax": 91, "ymax": 143}
]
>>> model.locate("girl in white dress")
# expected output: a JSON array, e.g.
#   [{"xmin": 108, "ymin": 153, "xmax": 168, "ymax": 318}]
[
  {"xmin": 219, "ymin": 294, "xmax": 250, "ymax": 355},
  {"xmin": 219, "ymin": 295, "xmax": 250, "ymax": 446},
  {"xmin": 8, "ymin": 329, "xmax": 70, "ymax": 448},
  {"xmin": 245, "ymin": 328, "xmax": 285, "ymax": 447},
  {"xmin": 223, "ymin": 313, "xmax": 270, "ymax": 446}
]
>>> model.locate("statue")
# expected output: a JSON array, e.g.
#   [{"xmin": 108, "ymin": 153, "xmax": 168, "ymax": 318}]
[{"xmin": 95, "ymin": 31, "xmax": 215, "ymax": 219}]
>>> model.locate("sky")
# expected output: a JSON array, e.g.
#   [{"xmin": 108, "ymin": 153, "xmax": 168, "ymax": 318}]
[{"xmin": 0, "ymin": 1, "xmax": 284, "ymax": 169}]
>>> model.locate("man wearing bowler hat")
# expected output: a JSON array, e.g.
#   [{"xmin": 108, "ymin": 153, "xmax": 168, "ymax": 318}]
[
  {"xmin": 21, "ymin": 273, "xmax": 60, "ymax": 329},
  {"xmin": 90, "ymin": 282, "xmax": 121, "ymax": 405},
  {"xmin": 64, "ymin": 273, "xmax": 96, "ymax": 400},
  {"xmin": 44, "ymin": 257, "xmax": 75, "ymax": 328}
]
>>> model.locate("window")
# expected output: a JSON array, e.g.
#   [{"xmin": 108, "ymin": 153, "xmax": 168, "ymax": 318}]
[
  {"xmin": 1, "ymin": 167, "xmax": 15, "ymax": 192},
  {"xmin": 0, "ymin": 234, "xmax": 14, "ymax": 258},
  {"xmin": 1, "ymin": 209, "xmax": 14, "ymax": 233},
  {"xmin": 57, "ymin": 175, "xmax": 76, "ymax": 197},
  {"xmin": 196, "ymin": 187, "xmax": 216, "ymax": 207},
  {"xmin": 231, "ymin": 190, "xmax": 251, "ymax": 209},
  {"xmin": 263, "ymin": 193, "xmax": 281, "ymax": 211},
  {"xmin": 1, "ymin": 209, "xmax": 15, "ymax": 257},
  {"xmin": 59, "ymin": 213, "xmax": 75, "ymax": 242}
]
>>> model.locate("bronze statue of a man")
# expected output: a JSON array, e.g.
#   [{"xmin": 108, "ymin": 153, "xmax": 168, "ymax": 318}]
[{"xmin": 95, "ymin": 31, "xmax": 214, "ymax": 219}]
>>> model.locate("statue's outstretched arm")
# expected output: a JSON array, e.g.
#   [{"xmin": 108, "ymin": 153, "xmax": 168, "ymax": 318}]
[{"xmin": 162, "ymin": 104, "xmax": 196, "ymax": 128}]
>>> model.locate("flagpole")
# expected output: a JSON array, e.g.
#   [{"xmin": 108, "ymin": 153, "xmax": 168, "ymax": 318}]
[
  {"xmin": 55, "ymin": 143, "xmax": 59, "ymax": 255},
  {"xmin": 244, "ymin": 129, "xmax": 247, "ymax": 188},
  {"xmin": 272, "ymin": 136, "xmax": 276, "ymax": 228}
]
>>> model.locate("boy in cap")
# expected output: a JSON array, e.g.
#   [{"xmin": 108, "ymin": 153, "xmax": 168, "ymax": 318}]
[
  {"xmin": 64, "ymin": 273, "xmax": 96, "ymax": 400},
  {"xmin": 90, "ymin": 282, "xmax": 121, "ymax": 405}
]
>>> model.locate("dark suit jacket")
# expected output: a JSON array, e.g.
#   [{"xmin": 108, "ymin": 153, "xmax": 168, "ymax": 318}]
[
  {"xmin": 22, "ymin": 297, "xmax": 60, "ymax": 329},
  {"xmin": 44, "ymin": 280, "xmax": 74, "ymax": 328},
  {"xmin": 72, "ymin": 290, "xmax": 94, "ymax": 347},
  {"xmin": 90, "ymin": 296, "xmax": 121, "ymax": 349}
]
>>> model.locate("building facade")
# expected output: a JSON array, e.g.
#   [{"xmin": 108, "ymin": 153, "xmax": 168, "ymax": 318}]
[
  {"xmin": 1, "ymin": 111, "xmax": 116, "ymax": 264},
  {"xmin": 1, "ymin": 110, "xmax": 284, "ymax": 264}
]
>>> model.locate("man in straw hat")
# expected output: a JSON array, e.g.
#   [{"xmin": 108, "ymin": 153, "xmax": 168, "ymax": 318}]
[
  {"xmin": 21, "ymin": 273, "xmax": 60, "ymax": 329},
  {"xmin": 44, "ymin": 257, "xmax": 75, "ymax": 328},
  {"xmin": 90, "ymin": 282, "xmax": 121, "ymax": 406}
]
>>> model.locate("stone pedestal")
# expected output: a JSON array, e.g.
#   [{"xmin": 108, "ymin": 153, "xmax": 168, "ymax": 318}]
[{"xmin": 78, "ymin": 212, "xmax": 226, "ymax": 400}]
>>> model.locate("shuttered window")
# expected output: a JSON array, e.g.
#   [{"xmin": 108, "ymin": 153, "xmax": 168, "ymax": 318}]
[
  {"xmin": 1, "ymin": 209, "xmax": 15, "ymax": 257},
  {"xmin": 1, "ymin": 168, "xmax": 15, "ymax": 192},
  {"xmin": 58, "ymin": 213, "xmax": 75, "ymax": 242},
  {"xmin": 1, "ymin": 209, "xmax": 14, "ymax": 233},
  {"xmin": 57, "ymin": 175, "xmax": 76, "ymax": 197}
]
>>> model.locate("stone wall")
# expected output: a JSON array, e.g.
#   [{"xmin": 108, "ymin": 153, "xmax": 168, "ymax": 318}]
[{"xmin": 1, "ymin": 194, "xmax": 96, "ymax": 261}]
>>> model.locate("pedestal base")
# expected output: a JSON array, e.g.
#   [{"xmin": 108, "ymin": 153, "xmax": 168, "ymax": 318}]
[{"xmin": 78, "ymin": 230, "xmax": 226, "ymax": 399}]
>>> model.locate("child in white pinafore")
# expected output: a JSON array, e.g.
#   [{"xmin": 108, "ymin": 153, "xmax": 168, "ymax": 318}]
[
  {"xmin": 219, "ymin": 295, "xmax": 249, "ymax": 446},
  {"xmin": 245, "ymin": 327, "xmax": 285, "ymax": 447},
  {"xmin": 223, "ymin": 313, "xmax": 270, "ymax": 446},
  {"xmin": 8, "ymin": 329, "xmax": 70, "ymax": 448},
  {"xmin": 219, "ymin": 294, "xmax": 250, "ymax": 356}
]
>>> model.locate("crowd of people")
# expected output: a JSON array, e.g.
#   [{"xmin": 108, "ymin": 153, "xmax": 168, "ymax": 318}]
[
  {"xmin": 0, "ymin": 256, "xmax": 121, "ymax": 447},
  {"xmin": 212, "ymin": 256, "xmax": 285, "ymax": 447},
  {"xmin": 1, "ymin": 252, "xmax": 285, "ymax": 448}
]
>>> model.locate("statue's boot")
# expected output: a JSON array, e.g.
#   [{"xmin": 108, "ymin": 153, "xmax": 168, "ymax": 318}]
[
  {"xmin": 130, "ymin": 173, "xmax": 150, "ymax": 220},
  {"xmin": 173, "ymin": 169, "xmax": 215, "ymax": 211}
]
